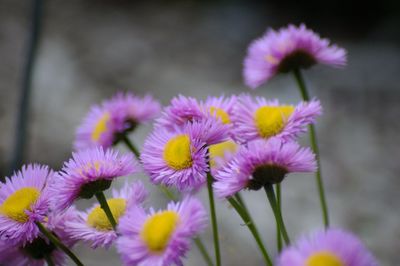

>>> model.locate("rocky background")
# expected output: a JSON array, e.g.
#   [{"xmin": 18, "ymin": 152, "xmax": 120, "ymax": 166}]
[{"xmin": 0, "ymin": 0, "xmax": 399, "ymax": 265}]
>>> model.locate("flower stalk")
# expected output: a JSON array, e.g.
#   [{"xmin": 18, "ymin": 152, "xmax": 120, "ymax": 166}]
[
  {"xmin": 95, "ymin": 191, "xmax": 117, "ymax": 231},
  {"xmin": 207, "ymin": 172, "xmax": 221, "ymax": 266}
]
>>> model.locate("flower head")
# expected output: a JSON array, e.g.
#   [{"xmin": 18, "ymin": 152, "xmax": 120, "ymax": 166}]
[
  {"xmin": 156, "ymin": 95, "xmax": 205, "ymax": 131},
  {"xmin": 244, "ymin": 24, "xmax": 347, "ymax": 88},
  {"xmin": 66, "ymin": 181, "xmax": 148, "ymax": 249},
  {"xmin": 141, "ymin": 119, "xmax": 228, "ymax": 191},
  {"xmin": 277, "ymin": 228, "xmax": 378, "ymax": 266},
  {"xmin": 232, "ymin": 95, "xmax": 322, "ymax": 143},
  {"xmin": 213, "ymin": 138, "xmax": 316, "ymax": 198},
  {"xmin": 0, "ymin": 165, "xmax": 53, "ymax": 245},
  {"xmin": 117, "ymin": 197, "xmax": 207, "ymax": 266},
  {"xmin": 0, "ymin": 207, "xmax": 78, "ymax": 266},
  {"xmin": 50, "ymin": 147, "xmax": 139, "ymax": 210},
  {"xmin": 74, "ymin": 92, "xmax": 161, "ymax": 149}
]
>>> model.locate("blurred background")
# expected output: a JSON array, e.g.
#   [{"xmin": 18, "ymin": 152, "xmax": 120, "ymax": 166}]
[{"xmin": 1, "ymin": 0, "xmax": 399, "ymax": 265}]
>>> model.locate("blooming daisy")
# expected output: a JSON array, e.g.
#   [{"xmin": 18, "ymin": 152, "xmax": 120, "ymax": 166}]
[
  {"xmin": 50, "ymin": 147, "xmax": 139, "ymax": 211},
  {"xmin": 66, "ymin": 181, "xmax": 148, "ymax": 249},
  {"xmin": 213, "ymin": 138, "xmax": 316, "ymax": 198},
  {"xmin": 0, "ymin": 164, "xmax": 53, "ymax": 245},
  {"xmin": 200, "ymin": 95, "xmax": 237, "ymax": 125},
  {"xmin": 116, "ymin": 197, "xmax": 207, "ymax": 266},
  {"xmin": 208, "ymin": 139, "xmax": 239, "ymax": 174},
  {"xmin": 156, "ymin": 95, "xmax": 205, "ymax": 131},
  {"xmin": 243, "ymin": 24, "xmax": 347, "ymax": 89},
  {"xmin": 0, "ymin": 207, "xmax": 78, "ymax": 266},
  {"xmin": 232, "ymin": 95, "xmax": 322, "ymax": 143},
  {"xmin": 141, "ymin": 119, "xmax": 229, "ymax": 191},
  {"xmin": 74, "ymin": 92, "xmax": 161, "ymax": 149},
  {"xmin": 277, "ymin": 228, "xmax": 379, "ymax": 266}
]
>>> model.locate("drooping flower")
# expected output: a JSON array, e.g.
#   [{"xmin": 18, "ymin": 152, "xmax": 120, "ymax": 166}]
[
  {"xmin": 213, "ymin": 138, "xmax": 316, "ymax": 198},
  {"xmin": 141, "ymin": 119, "xmax": 228, "ymax": 191},
  {"xmin": 276, "ymin": 228, "xmax": 379, "ymax": 266},
  {"xmin": 243, "ymin": 24, "xmax": 347, "ymax": 89},
  {"xmin": 66, "ymin": 181, "xmax": 148, "ymax": 249},
  {"xmin": 156, "ymin": 95, "xmax": 205, "ymax": 131},
  {"xmin": 0, "ymin": 206, "xmax": 79, "ymax": 266},
  {"xmin": 74, "ymin": 92, "xmax": 161, "ymax": 150},
  {"xmin": 116, "ymin": 197, "xmax": 207, "ymax": 266},
  {"xmin": 232, "ymin": 95, "xmax": 322, "ymax": 144},
  {"xmin": 50, "ymin": 147, "xmax": 139, "ymax": 211},
  {"xmin": 0, "ymin": 165, "xmax": 53, "ymax": 245}
]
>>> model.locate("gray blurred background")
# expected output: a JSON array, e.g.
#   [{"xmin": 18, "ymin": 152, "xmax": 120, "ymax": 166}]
[{"xmin": 1, "ymin": 0, "xmax": 399, "ymax": 265}]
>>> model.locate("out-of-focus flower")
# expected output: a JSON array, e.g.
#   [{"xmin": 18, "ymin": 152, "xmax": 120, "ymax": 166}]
[
  {"xmin": 244, "ymin": 24, "xmax": 347, "ymax": 89},
  {"xmin": 276, "ymin": 228, "xmax": 378, "ymax": 266},
  {"xmin": 66, "ymin": 181, "xmax": 148, "ymax": 249},
  {"xmin": 50, "ymin": 147, "xmax": 139, "ymax": 210},
  {"xmin": 117, "ymin": 197, "xmax": 207, "ymax": 266}
]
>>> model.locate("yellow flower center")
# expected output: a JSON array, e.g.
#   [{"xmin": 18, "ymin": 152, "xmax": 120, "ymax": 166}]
[
  {"xmin": 91, "ymin": 112, "xmax": 111, "ymax": 141},
  {"xmin": 209, "ymin": 106, "xmax": 231, "ymax": 124},
  {"xmin": 141, "ymin": 211, "xmax": 179, "ymax": 252},
  {"xmin": 254, "ymin": 105, "xmax": 294, "ymax": 138},
  {"xmin": 0, "ymin": 187, "xmax": 40, "ymax": 223},
  {"xmin": 87, "ymin": 198, "xmax": 126, "ymax": 231},
  {"xmin": 209, "ymin": 140, "xmax": 237, "ymax": 167},
  {"xmin": 163, "ymin": 134, "xmax": 193, "ymax": 170},
  {"xmin": 306, "ymin": 251, "xmax": 344, "ymax": 266}
]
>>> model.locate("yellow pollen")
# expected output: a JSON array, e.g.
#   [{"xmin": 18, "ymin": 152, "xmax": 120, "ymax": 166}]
[
  {"xmin": 254, "ymin": 105, "xmax": 294, "ymax": 138},
  {"xmin": 209, "ymin": 106, "xmax": 231, "ymax": 124},
  {"xmin": 265, "ymin": 54, "xmax": 280, "ymax": 64},
  {"xmin": 163, "ymin": 134, "xmax": 193, "ymax": 170},
  {"xmin": 91, "ymin": 112, "xmax": 111, "ymax": 141},
  {"xmin": 209, "ymin": 140, "xmax": 237, "ymax": 167},
  {"xmin": 0, "ymin": 187, "xmax": 40, "ymax": 223},
  {"xmin": 306, "ymin": 251, "xmax": 344, "ymax": 266},
  {"xmin": 141, "ymin": 211, "xmax": 179, "ymax": 252},
  {"xmin": 87, "ymin": 198, "xmax": 126, "ymax": 231}
]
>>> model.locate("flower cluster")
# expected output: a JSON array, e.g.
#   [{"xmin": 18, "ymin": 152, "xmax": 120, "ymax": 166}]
[{"xmin": 0, "ymin": 23, "xmax": 379, "ymax": 266}]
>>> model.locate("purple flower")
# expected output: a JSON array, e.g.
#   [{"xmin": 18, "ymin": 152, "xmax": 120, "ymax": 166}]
[
  {"xmin": 116, "ymin": 197, "xmax": 207, "ymax": 266},
  {"xmin": 141, "ymin": 119, "xmax": 229, "ymax": 191},
  {"xmin": 213, "ymin": 138, "xmax": 316, "ymax": 198},
  {"xmin": 50, "ymin": 147, "xmax": 140, "ymax": 211},
  {"xmin": 0, "ymin": 207, "xmax": 79, "ymax": 266},
  {"xmin": 277, "ymin": 228, "xmax": 379, "ymax": 266},
  {"xmin": 0, "ymin": 164, "xmax": 53, "ymax": 245},
  {"xmin": 232, "ymin": 94, "xmax": 322, "ymax": 144},
  {"xmin": 156, "ymin": 95, "xmax": 205, "ymax": 131},
  {"xmin": 74, "ymin": 92, "xmax": 161, "ymax": 149},
  {"xmin": 66, "ymin": 181, "xmax": 148, "ymax": 249},
  {"xmin": 244, "ymin": 24, "xmax": 347, "ymax": 89}
]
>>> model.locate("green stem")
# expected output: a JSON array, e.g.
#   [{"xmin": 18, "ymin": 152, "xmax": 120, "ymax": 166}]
[
  {"xmin": 35, "ymin": 222, "xmax": 84, "ymax": 266},
  {"xmin": 206, "ymin": 172, "xmax": 221, "ymax": 266},
  {"xmin": 293, "ymin": 68, "xmax": 330, "ymax": 228},
  {"xmin": 228, "ymin": 198, "xmax": 273, "ymax": 266},
  {"xmin": 120, "ymin": 134, "xmax": 140, "ymax": 158},
  {"xmin": 276, "ymin": 184, "xmax": 283, "ymax": 252},
  {"xmin": 159, "ymin": 185, "xmax": 178, "ymax": 201},
  {"xmin": 44, "ymin": 253, "xmax": 55, "ymax": 266},
  {"xmin": 264, "ymin": 184, "xmax": 290, "ymax": 246},
  {"xmin": 194, "ymin": 237, "xmax": 215, "ymax": 266},
  {"xmin": 95, "ymin": 192, "xmax": 117, "ymax": 230}
]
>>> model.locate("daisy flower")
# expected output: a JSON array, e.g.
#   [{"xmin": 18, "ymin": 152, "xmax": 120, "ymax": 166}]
[
  {"xmin": 0, "ymin": 164, "xmax": 53, "ymax": 245},
  {"xmin": 208, "ymin": 139, "xmax": 239, "ymax": 174},
  {"xmin": 232, "ymin": 94, "xmax": 322, "ymax": 143},
  {"xmin": 200, "ymin": 95, "xmax": 237, "ymax": 125},
  {"xmin": 156, "ymin": 95, "xmax": 205, "ymax": 131},
  {"xmin": 116, "ymin": 197, "xmax": 207, "ymax": 266},
  {"xmin": 141, "ymin": 119, "xmax": 229, "ymax": 191},
  {"xmin": 50, "ymin": 147, "xmax": 139, "ymax": 211},
  {"xmin": 243, "ymin": 24, "xmax": 347, "ymax": 88},
  {"xmin": 213, "ymin": 138, "xmax": 316, "ymax": 198},
  {"xmin": 66, "ymin": 181, "xmax": 148, "ymax": 249},
  {"xmin": 74, "ymin": 92, "xmax": 161, "ymax": 149},
  {"xmin": 0, "ymin": 207, "xmax": 79, "ymax": 266},
  {"xmin": 277, "ymin": 228, "xmax": 379, "ymax": 266}
]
